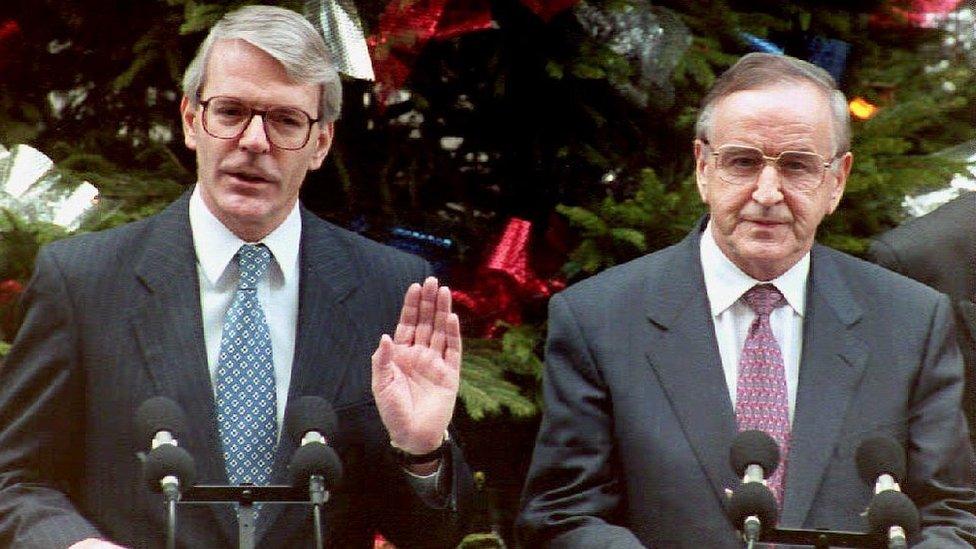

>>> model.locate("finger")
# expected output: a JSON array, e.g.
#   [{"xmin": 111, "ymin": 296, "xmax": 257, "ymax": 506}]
[
  {"xmin": 394, "ymin": 283, "xmax": 422, "ymax": 345},
  {"xmin": 444, "ymin": 313, "xmax": 462, "ymax": 369},
  {"xmin": 371, "ymin": 334, "xmax": 395, "ymax": 392},
  {"xmin": 413, "ymin": 276, "xmax": 438, "ymax": 347},
  {"xmin": 430, "ymin": 286, "xmax": 451, "ymax": 355}
]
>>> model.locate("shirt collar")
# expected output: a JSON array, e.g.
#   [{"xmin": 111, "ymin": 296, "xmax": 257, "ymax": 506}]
[
  {"xmin": 188, "ymin": 186, "xmax": 302, "ymax": 286},
  {"xmin": 699, "ymin": 220, "xmax": 808, "ymax": 317}
]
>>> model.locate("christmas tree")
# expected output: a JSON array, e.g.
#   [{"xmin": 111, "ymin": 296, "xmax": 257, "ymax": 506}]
[{"xmin": 1, "ymin": 0, "xmax": 973, "ymax": 544}]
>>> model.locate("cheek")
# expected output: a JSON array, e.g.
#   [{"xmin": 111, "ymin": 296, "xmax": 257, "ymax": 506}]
[
  {"xmin": 712, "ymin": 187, "xmax": 751, "ymax": 216},
  {"xmin": 784, "ymin": 193, "xmax": 826, "ymax": 228}
]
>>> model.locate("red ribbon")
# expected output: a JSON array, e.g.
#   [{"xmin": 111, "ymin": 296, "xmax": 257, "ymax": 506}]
[
  {"xmin": 452, "ymin": 218, "xmax": 565, "ymax": 338},
  {"xmin": 368, "ymin": 0, "xmax": 580, "ymax": 103},
  {"xmin": 369, "ymin": 0, "xmax": 493, "ymax": 103}
]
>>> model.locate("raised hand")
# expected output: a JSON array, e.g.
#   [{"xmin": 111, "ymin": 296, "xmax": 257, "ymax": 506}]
[{"xmin": 371, "ymin": 276, "xmax": 462, "ymax": 457}]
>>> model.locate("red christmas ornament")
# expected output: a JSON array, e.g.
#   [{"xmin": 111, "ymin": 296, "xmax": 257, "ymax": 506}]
[
  {"xmin": 0, "ymin": 279, "xmax": 24, "ymax": 305},
  {"xmin": 452, "ymin": 218, "xmax": 565, "ymax": 338}
]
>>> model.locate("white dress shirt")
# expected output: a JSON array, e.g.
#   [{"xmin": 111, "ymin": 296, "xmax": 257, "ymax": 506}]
[
  {"xmin": 699, "ymin": 221, "xmax": 808, "ymax": 423},
  {"xmin": 189, "ymin": 186, "xmax": 300, "ymax": 433}
]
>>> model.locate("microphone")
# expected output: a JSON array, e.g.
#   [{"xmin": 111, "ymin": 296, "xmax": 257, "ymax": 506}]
[
  {"xmin": 286, "ymin": 396, "xmax": 343, "ymax": 496},
  {"xmin": 731, "ymin": 430, "xmax": 780, "ymax": 485},
  {"xmin": 136, "ymin": 396, "xmax": 188, "ymax": 449},
  {"xmin": 728, "ymin": 430, "xmax": 780, "ymax": 546},
  {"xmin": 286, "ymin": 396, "xmax": 343, "ymax": 549},
  {"xmin": 855, "ymin": 437, "xmax": 919, "ymax": 548},
  {"xmin": 135, "ymin": 397, "xmax": 196, "ymax": 549},
  {"xmin": 285, "ymin": 395, "xmax": 339, "ymax": 447},
  {"xmin": 855, "ymin": 436, "xmax": 906, "ymax": 494},
  {"xmin": 144, "ymin": 443, "xmax": 197, "ymax": 502}
]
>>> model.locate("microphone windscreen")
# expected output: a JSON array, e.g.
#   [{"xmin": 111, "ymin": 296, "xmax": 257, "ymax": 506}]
[
  {"xmin": 135, "ymin": 396, "xmax": 187, "ymax": 446},
  {"xmin": 867, "ymin": 490, "xmax": 920, "ymax": 538},
  {"xmin": 730, "ymin": 430, "xmax": 780, "ymax": 477},
  {"xmin": 855, "ymin": 436, "xmax": 906, "ymax": 484},
  {"xmin": 144, "ymin": 444, "xmax": 197, "ymax": 492},
  {"xmin": 285, "ymin": 396, "xmax": 338, "ymax": 442},
  {"xmin": 288, "ymin": 442, "xmax": 343, "ymax": 489},
  {"xmin": 727, "ymin": 481, "xmax": 778, "ymax": 531}
]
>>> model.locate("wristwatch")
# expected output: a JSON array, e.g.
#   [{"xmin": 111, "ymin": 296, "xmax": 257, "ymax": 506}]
[{"xmin": 390, "ymin": 431, "xmax": 451, "ymax": 465}]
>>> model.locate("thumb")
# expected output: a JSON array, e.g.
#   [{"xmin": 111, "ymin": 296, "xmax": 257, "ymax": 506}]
[{"xmin": 371, "ymin": 334, "xmax": 395, "ymax": 392}]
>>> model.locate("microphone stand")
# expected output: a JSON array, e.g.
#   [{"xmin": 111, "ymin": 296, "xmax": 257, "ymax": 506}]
[
  {"xmin": 160, "ymin": 475, "xmax": 181, "ymax": 549},
  {"xmin": 181, "ymin": 485, "xmax": 310, "ymax": 549},
  {"xmin": 759, "ymin": 527, "xmax": 884, "ymax": 548},
  {"xmin": 237, "ymin": 499, "xmax": 256, "ymax": 549},
  {"xmin": 309, "ymin": 475, "xmax": 327, "ymax": 549}
]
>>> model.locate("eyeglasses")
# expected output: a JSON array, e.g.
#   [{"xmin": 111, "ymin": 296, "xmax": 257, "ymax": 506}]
[
  {"xmin": 198, "ymin": 95, "xmax": 320, "ymax": 150},
  {"xmin": 705, "ymin": 142, "xmax": 839, "ymax": 191}
]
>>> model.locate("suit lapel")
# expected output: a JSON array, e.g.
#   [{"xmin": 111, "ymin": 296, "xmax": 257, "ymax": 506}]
[
  {"xmin": 780, "ymin": 245, "xmax": 868, "ymax": 526},
  {"xmin": 259, "ymin": 209, "xmax": 365, "ymax": 538},
  {"xmin": 130, "ymin": 191, "xmax": 238, "ymax": 543},
  {"xmin": 644, "ymin": 225, "xmax": 740, "ymax": 507}
]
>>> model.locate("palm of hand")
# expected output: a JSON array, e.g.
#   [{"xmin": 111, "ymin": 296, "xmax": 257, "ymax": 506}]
[{"xmin": 371, "ymin": 277, "xmax": 462, "ymax": 454}]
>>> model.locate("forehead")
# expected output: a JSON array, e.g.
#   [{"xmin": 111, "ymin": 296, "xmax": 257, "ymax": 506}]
[
  {"xmin": 709, "ymin": 83, "xmax": 834, "ymax": 154},
  {"xmin": 202, "ymin": 39, "xmax": 319, "ymax": 111}
]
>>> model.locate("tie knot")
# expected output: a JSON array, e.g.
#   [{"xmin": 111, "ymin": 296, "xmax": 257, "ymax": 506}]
[
  {"xmin": 743, "ymin": 284, "xmax": 785, "ymax": 316},
  {"xmin": 237, "ymin": 244, "xmax": 271, "ymax": 290}
]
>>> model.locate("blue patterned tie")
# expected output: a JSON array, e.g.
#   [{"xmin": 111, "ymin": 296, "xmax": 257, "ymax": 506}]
[{"xmin": 216, "ymin": 244, "xmax": 277, "ymax": 487}]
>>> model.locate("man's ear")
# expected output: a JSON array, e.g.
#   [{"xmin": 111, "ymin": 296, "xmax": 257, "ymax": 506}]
[
  {"xmin": 180, "ymin": 95, "xmax": 199, "ymax": 151},
  {"xmin": 307, "ymin": 122, "xmax": 335, "ymax": 171},
  {"xmin": 693, "ymin": 139, "xmax": 709, "ymax": 203},
  {"xmin": 826, "ymin": 151, "xmax": 852, "ymax": 214}
]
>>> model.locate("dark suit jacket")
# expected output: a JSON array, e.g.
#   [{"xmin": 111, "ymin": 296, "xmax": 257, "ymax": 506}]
[
  {"xmin": 0, "ymin": 192, "xmax": 472, "ymax": 548},
  {"xmin": 517, "ymin": 219, "xmax": 976, "ymax": 547},
  {"xmin": 868, "ymin": 191, "xmax": 976, "ymax": 444}
]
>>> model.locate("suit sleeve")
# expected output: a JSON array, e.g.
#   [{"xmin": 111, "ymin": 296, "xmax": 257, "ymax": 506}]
[
  {"xmin": 0, "ymin": 246, "xmax": 102, "ymax": 548},
  {"xmin": 516, "ymin": 293, "xmax": 644, "ymax": 548},
  {"xmin": 907, "ymin": 294, "xmax": 976, "ymax": 547}
]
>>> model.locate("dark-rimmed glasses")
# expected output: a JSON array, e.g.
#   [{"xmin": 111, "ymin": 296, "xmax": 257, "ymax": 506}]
[
  {"xmin": 198, "ymin": 95, "xmax": 320, "ymax": 150},
  {"xmin": 704, "ymin": 141, "xmax": 839, "ymax": 191}
]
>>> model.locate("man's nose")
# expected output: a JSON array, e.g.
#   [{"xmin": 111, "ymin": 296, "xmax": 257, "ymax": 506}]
[
  {"xmin": 238, "ymin": 114, "xmax": 271, "ymax": 153},
  {"xmin": 751, "ymin": 161, "xmax": 784, "ymax": 206}
]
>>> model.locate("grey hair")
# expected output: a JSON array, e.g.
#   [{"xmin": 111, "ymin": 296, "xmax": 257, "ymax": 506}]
[
  {"xmin": 181, "ymin": 5, "xmax": 342, "ymax": 123},
  {"xmin": 695, "ymin": 53, "xmax": 850, "ymax": 157}
]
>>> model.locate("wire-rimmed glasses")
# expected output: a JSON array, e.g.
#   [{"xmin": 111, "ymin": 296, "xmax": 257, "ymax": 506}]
[
  {"xmin": 704, "ymin": 142, "xmax": 839, "ymax": 191},
  {"xmin": 198, "ymin": 95, "xmax": 320, "ymax": 150}
]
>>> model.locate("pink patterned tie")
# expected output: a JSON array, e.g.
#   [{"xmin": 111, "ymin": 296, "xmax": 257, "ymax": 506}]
[{"xmin": 735, "ymin": 284, "xmax": 790, "ymax": 507}]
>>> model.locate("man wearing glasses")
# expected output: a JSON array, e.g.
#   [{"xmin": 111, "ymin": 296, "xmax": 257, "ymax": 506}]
[
  {"xmin": 0, "ymin": 5, "xmax": 471, "ymax": 548},
  {"xmin": 518, "ymin": 53, "xmax": 976, "ymax": 546}
]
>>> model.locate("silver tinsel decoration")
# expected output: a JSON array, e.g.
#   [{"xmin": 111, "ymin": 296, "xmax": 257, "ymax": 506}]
[
  {"xmin": 0, "ymin": 144, "xmax": 99, "ymax": 231},
  {"xmin": 306, "ymin": 0, "xmax": 375, "ymax": 80},
  {"xmin": 574, "ymin": 0, "xmax": 691, "ymax": 108}
]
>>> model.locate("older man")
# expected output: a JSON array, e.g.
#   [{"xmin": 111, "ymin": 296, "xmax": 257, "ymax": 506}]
[
  {"xmin": 517, "ymin": 53, "xmax": 976, "ymax": 547},
  {"xmin": 0, "ymin": 6, "xmax": 470, "ymax": 548}
]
